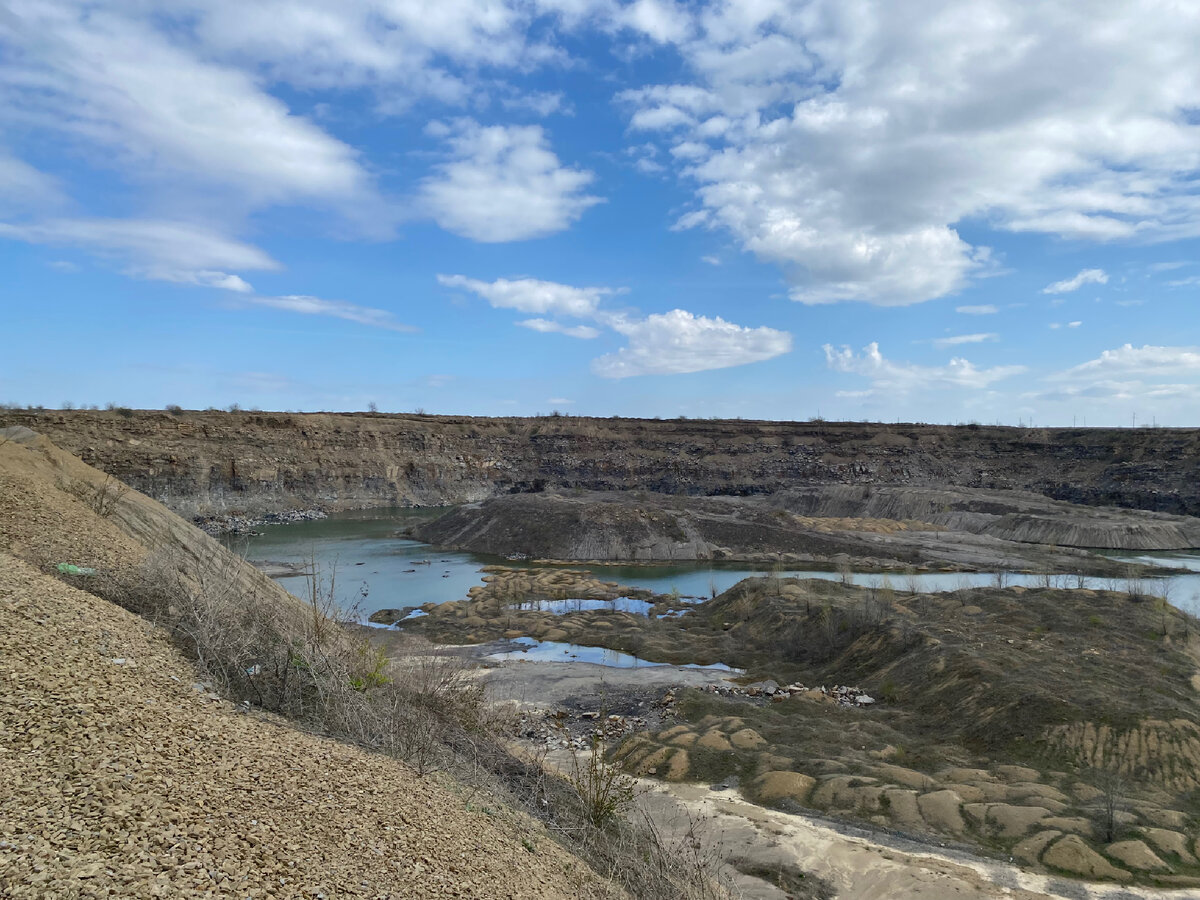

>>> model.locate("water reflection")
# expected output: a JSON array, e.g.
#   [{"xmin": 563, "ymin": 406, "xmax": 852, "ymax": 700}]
[{"xmin": 224, "ymin": 509, "xmax": 1200, "ymax": 622}]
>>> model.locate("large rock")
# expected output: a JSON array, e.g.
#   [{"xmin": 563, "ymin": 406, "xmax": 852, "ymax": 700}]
[{"xmin": 1042, "ymin": 835, "xmax": 1133, "ymax": 882}]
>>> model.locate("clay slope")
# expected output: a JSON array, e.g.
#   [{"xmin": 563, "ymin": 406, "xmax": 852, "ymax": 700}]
[
  {"xmin": 0, "ymin": 429, "xmax": 610, "ymax": 899},
  {"xmin": 5, "ymin": 409, "xmax": 1200, "ymax": 518}
]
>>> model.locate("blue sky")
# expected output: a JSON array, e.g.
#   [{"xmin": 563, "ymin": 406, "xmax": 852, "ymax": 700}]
[{"xmin": 2, "ymin": 0, "xmax": 1199, "ymax": 425}]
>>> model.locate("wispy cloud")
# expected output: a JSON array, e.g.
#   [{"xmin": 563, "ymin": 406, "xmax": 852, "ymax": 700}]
[
  {"xmin": 517, "ymin": 318, "xmax": 600, "ymax": 339},
  {"xmin": 246, "ymin": 295, "xmax": 415, "ymax": 331},
  {"xmin": 933, "ymin": 333, "xmax": 998, "ymax": 348},
  {"xmin": 1042, "ymin": 268, "xmax": 1108, "ymax": 294},
  {"xmin": 955, "ymin": 305, "xmax": 998, "ymax": 315}
]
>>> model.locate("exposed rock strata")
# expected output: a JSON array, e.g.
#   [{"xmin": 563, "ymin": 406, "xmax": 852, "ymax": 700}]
[{"xmin": 5, "ymin": 410, "xmax": 1200, "ymax": 519}]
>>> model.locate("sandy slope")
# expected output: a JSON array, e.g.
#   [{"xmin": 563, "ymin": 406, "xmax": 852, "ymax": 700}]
[{"xmin": 0, "ymin": 429, "xmax": 613, "ymax": 899}]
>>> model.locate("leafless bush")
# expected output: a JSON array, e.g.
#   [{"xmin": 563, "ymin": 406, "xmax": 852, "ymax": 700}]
[
  {"xmin": 73, "ymin": 473, "xmax": 131, "ymax": 518},
  {"xmin": 567, "ymin": 740, "xmax": 636, "ymax": 829},
  {"xmin": 98, "ymin": 548, "xmax": 729, "ymax": 897}
]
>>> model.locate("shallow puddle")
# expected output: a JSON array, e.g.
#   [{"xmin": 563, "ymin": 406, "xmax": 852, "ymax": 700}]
[
  {"xmin": 508, "ymin": 596, "xmax": 657, "ymax": 616},
  {"xmin": 486, "ymin": 636, "xmax": 742, "ymax": 672}
]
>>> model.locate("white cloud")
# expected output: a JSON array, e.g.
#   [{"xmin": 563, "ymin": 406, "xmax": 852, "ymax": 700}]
[
  {"xmin": 956, "ymin": 305, "xmax": 998, "ymax": 315},
  {"xmin": 0, "ymin": 5, "xmax": 373, "ymax": 210},
  {"xmin": 701, "ymin": 254, "xmax": 721, "ymax": 266},
  {"xmin": 437, "ymin": 274, "xmax": 613, "ymax": 317},
  {"xmin": 1043, "ymin": 269, "xmax": 1109, "ymax": 294},
  {"xmin": 501, "ymin": 91, "xmax": 570, "ymax": 117},
  {"xmin": 517, "ymin": 318, "xmax": 600, "ymax": 339},
  {"xmin": 420, "ymin": 120, "xmax": 601, "ymax": 242},
  {"xmin": 1055, "ymin": 344, "xmax": 1200, "ymax": 379},
  {"xmin": 617, "ymin": 0, "xmax": 691, "ymax": 44},
  {"xmin": 933, "ymin": 333, "xmax": 997, "ymax": 348},
  {"xmin": 0, "ymin": 218, "xmax": 280, "ymax": 286},
  {"xmin": 247, "ymin": 295, "xmax": 414, "ymax": 331},
  {"xmin": 592, "ymin": 310, "xmax": 791, "ymax": 378},
  {"xmin": 824, "ymin": 342, "xmax": 1025, "ymax": 391},
  {"xmin": 1168, "ymin": 275, "xmax": 1200, "ymax": 288},
  {"xmin": 618, "ymin": 3, "xmax": 1200, "ymax": 305},
  {"xmin": 0, "ymin": 150, "xmax": 63, "ymax": 213},
  {"xmin": 1068, "ymin": 320, "xmax": 1082, "ymax": 328}
]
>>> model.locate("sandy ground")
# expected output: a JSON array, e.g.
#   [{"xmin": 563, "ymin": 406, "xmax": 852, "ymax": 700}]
[
  {"xmin": 479, "ymin": 655, "xmax": 736, "ymax": 708},
  {"xmin": 480, "ymin": 652, "xmax": 1198, "ymax": 900}
]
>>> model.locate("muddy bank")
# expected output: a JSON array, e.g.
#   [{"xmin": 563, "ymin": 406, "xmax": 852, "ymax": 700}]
[{"xmin": 411, "ymin": 489, "xmax": 1198, "ymax": 573}]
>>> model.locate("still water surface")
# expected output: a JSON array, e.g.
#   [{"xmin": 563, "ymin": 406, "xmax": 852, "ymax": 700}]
[{"xmin": 224, "ymin": 509, "xmax": 1200, "ymax": 622}]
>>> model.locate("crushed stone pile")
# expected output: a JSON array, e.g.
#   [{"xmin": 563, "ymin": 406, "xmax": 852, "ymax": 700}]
[{"xmin": 0, "ymin": 552, "xmax": 610, "ymax": 899}]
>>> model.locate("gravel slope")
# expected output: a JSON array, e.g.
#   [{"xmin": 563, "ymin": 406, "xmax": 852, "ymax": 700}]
[
  {"xmin": 0, "ymin": 551, "xmax": 612, "ymax": 899},
  {"xmin": 0, "ymin": 429, "xmax": 614, "ymax": 899}
]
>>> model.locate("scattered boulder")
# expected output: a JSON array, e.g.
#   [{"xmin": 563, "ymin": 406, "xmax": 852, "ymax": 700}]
[{"xmin": 1042, "ymin": 835, "xmax": 1133, "ymax": 882}]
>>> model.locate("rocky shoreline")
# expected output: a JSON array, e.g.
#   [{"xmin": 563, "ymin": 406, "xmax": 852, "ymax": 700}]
[{"xmin": 194, "ymin": 508, "xmax": 327, "ymax": 536}]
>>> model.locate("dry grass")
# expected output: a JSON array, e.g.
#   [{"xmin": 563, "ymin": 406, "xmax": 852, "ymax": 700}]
[{"xmin": 92, "ymin": 549, "xmax": 730, "ymax": 899}]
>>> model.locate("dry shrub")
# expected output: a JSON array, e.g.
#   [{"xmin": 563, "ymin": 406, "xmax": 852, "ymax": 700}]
[
  {"xmin": 97, "ymin": 548, "xmax": 730, "ymax": 898},
  {"xmin": 100, "ymin": 548, "xmax": 487, "ymax": 776},
  {"xmin": 70, "ymin": 473, "xmax": 131, "ymax": 518}
]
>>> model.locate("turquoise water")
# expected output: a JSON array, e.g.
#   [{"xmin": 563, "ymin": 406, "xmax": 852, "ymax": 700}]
[{"xmin": 224, "ymin": 510, "xmax": 1200, "ymax": 621}]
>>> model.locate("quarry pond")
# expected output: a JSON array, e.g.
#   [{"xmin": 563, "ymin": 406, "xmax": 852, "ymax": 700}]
[{"xmin": 225, "ymin": 507, "xmax": 1200, "ymax": 622}]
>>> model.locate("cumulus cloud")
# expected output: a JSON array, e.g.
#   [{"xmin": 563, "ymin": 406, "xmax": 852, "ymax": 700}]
[
  {"xmin": 1043, "ymin": 269, "xmax": 1109, "ymax": 294},
  {"xmin": 933, "ymin": 333, "xmax": 997, "ymax": 348},
  {"xmin": 824, "ymin": 343, "xmax": 1025, "ymax": 391},
  {"xmin": 517, "ymin": 318, "xmax": 600, "ymax": 339},
  {"xmin": 592, "ymin": 310, "xmax": 791, "ymax": 378},
  {"xmin": 437, "ymin": 274, "xmax": 613, "ymax": 317},
  {"xmin": 1054, "ymin": 344, "xmax": 1200, "ymax": 379},
  {"xmin": 618, "ymin": 2, "xmax": 1200, "ymax": 305},
  {"xmin": 420, "ymin": 120, "xmax": 601, "ymax": 242}
]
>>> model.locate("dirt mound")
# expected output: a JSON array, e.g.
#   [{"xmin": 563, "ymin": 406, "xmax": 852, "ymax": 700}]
[
  {"xmin": 413, "ymin": 490, "xmax": 1184, "ymax": 571},
  {"xmin": 0, "ymin": 432, "xmax": 612, "ymax": 898},
  {"xmin": 0, "ymin": 553, "xmax": 606, "ymax": 898}
]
